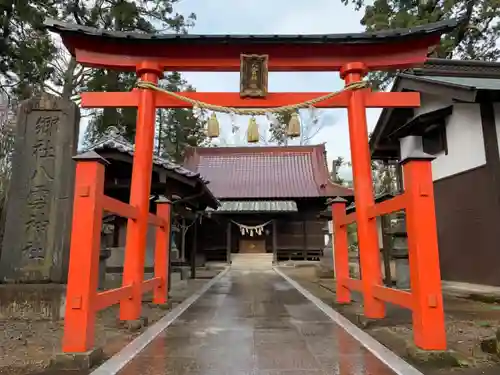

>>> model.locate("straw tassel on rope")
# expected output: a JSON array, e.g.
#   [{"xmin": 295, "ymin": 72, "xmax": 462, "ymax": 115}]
[
  {"xmin": 207, "ymin": 112, "xmax": 220, "ymax": 138},
  {"xmin": 134, "ymin": 80, "xmax": 370, "ymax": 143},
  {"xmin": 287, "ymin": 112, "xmax": 301, "ymax": 138},
  {"xmin": 247, "ymin": 117, "xmax": 259, "ymax": 143}
]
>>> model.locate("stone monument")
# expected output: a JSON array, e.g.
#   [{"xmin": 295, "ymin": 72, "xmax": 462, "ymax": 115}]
[
  {"xmin": 317, "ymin": 221, "xmax": 335, "ymax": 279},
  {"xmin": 391, "ymin": 217, "xmax": 410, "ymax": 290},
  {"xmin": 0, "ymin": 93, "xmax": 79, "ymax": 285}
]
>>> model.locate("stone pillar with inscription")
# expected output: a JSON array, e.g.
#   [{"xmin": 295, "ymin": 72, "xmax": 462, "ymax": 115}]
[
  {"xmin": 0, "ymin": 93, "xmax": 79, "ymax": 285},
  {"xmin": 317, "ymin": 222, "xmax": 335, "ymax": 279}
]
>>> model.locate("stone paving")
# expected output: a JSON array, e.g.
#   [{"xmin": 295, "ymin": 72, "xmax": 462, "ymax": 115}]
[{"xmin": 109, "ymin": 269, "xmax": 403, "ymax": 375}]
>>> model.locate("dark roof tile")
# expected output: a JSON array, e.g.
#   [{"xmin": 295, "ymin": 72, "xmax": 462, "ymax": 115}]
[
  {"xmin": 84, "ymin": 127, "xmax": 203, "ymax": 181},
  {"xmin": 184, "ymin": 145, "xmax": 353, "ymax": 199},
  {"xmin": 44, "ymin": 18, "xmax": 459, "ymax": 46}
]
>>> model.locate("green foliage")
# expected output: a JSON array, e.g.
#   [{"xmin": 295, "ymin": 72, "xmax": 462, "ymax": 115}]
[
  {"xmin": 0, "ymin": 1, "xmax": 58, "ymax": 99},
  {"xmin": 156, "ymin": 73, "xmax": 209, "ymax": 162},
  {"xmin": 0, "ymin": 98, "xmax": 15, "ymax": 222},
  {"xmin": 343, "ymin": 0, "xmax": 500, "ymax": 89},
  {"xmin": 71, "ymin": 0, "xmax": 197, "ymax": 147},
  {"xmin": 2, "ymin": 0, "xmax": 202, "ymax": 155},
  {"xmin": 268, "ymin": 111, "xmax": 292, "ymax": 145},
  {"xmin": 371, "ymin": 160, "xmax": 398, "ymax": 195},
  {"xmin": 268, "ymin": 110, "xmax": 327, "ymax": 145}
]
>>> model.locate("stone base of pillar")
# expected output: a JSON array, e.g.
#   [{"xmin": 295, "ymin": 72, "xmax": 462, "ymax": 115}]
[{"xmin": 51, "ymin": 347, "xmax": 104, "ymax": 370}]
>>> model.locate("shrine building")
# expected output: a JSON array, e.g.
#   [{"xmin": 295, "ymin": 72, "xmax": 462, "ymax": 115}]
[{"xmin": 183, "ymin": 144, "xmax": 353, "ymax": 265}]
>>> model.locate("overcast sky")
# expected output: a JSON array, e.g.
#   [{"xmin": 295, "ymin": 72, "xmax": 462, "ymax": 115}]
[
  {"xmin": 176, "ymin": 0, "xmax": 381, "ymax": 179},
  {"xmin": 79, "ymin": 0, "xmax": 381, "ymax": 180}
]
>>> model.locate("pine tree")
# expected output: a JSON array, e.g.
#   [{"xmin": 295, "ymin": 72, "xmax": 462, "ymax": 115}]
[
  {"xmin": 343, "ymin": 0, "xmax": 500, "ymax": 89},
  {"xmin": 156, "ymin": 73, "xmax": 209, "ymax": 162},
  {"xmin": 1, "ymin": 0, "xmax": 201, "ymax": 151},
  {"xmin": 68, "ymin": 0, "xmax": 197, "ymax": 146},
  {"xmin": 0, "ymin": 1, "xmax": 57, "ymax": 99}
]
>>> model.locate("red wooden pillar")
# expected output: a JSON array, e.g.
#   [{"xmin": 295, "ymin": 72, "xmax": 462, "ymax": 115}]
[
  {"xmin": 403, "ymin": 155, "xmax": 446, "ymax": 350},
  {"xmin": 331, "ymin": 197, "xmax": 350, "ymax": 303},
  {"xmin": 153, "ymin": 198, "xmax": 172, "ymax": 304},
  {"xmin": 340, "ymin": 62, "xmax": 385, "ymax": 318},
  {"xmin": 120, "ymin": 62, "xmax": 163, "ymax": 320},
  {"xmin": 63, "ymin": 152, "xmax": 107, "ymax": 353}
]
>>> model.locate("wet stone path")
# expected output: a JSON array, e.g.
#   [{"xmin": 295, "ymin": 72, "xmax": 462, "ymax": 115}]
[{"xmin": 116, "ymin": 270, "xmax": 399, "ymax": 375}]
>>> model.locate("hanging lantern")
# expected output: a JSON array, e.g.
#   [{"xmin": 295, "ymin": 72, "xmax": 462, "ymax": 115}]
[
  {"xmin": 207, "ymin": 112, "xmax": 220, "ymax": 138},
  {"xmin": 247, "ymin": 116, "xmax": 259, "ymax": 143},
  {"xmin": 287, "ymin": 111, "xmax": 301, "ymax": 138}
]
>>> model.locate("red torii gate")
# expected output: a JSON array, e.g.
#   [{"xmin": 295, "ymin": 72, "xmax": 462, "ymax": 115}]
[{"xmin": 46, "ymin": 18, "xmax": 458, "ymax": 353}]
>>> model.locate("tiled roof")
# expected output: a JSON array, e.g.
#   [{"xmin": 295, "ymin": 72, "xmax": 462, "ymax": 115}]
[
  {"xmin": 207, "ymin": 200, "xmax": 298, "ymax": 213},
  {"xmin": 396, "ymin": 58, "xmax": 500, "ymax": 91},
  {"xmin": 84, "ymin": 127, "xmax": 203, "ymax": 181},
  {"xmin": 400, "ymin": 74, "xmax": 500, "ymax": 91},
  {"xmin": 405, "ymin": 58, "xmax": 500, "ymax": 78},
  {"xmin": 184, "ymin": 145, "xmax": 353, "ymax": 199},
  {"xmin": 44, "ymin": 18, "xmax": 458, "ymax": 46}
]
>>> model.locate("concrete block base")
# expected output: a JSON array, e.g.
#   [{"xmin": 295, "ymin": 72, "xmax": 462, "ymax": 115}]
[
  {"xmin": 372, "ymin": 327, "xmax": 472, "ymax": 368},
  {"xmin": 51, "ymin": 347, "xmax": 104, "ymax": 370},
  {"xmin": 116, "ymin": 316, "xmax": 149, "ymax": 332}
]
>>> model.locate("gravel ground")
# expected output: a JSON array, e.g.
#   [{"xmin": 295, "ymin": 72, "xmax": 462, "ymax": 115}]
[
  {"xmin": 0, "ymin": 269, "xmax": 222, "ymax": 375},
  {"xmin": 279, "ymin": 266, "xmax": 500, "ymax": 375}
]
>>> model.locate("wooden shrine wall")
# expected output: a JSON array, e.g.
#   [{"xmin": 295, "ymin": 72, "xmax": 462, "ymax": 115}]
[{"xmin": 197, "ymin": 212, "xmax": 327, "ymax": 262}]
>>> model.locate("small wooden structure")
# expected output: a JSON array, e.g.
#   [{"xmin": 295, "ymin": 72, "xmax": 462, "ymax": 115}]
[
  {"xmin": 184, "ymin": 145, "xmax": 353, "ymax": 263},
  {"xmin": 83, "ymin": 128, "xmax": 218, "ymax": 280}
]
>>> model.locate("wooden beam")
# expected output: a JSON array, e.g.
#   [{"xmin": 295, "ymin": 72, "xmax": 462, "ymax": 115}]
[
  {"xmin": 190, "ymin": 219, "xmax": 198, "ymax": 279},
  {"xmin": 367, "ymin": 194, "xmax": 407, "ymax": 218},
  {"xmin": 372, "ymin": 285, "xmax": 413, "ymax": 310},
  {"xmin": 81, "ymin": 91, "xmax": 420, "ymax": 109},
  {"xmin": 73, "ymin": 39, "xmax": 437, "ymax": 72}
]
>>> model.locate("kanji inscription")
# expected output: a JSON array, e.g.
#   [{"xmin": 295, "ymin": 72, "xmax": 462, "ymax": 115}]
[
  {"xmin": 0, "ymin": 93, "xmax": 80, "ymax": 283},
  {"xmin": 240, "ymin": 54, "xmax": 269, "ymax": 98}
]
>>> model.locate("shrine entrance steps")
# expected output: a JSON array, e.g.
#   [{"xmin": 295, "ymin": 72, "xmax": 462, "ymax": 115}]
[
  {"xmin": 91, "ymin": 269, "xmax": 421, "ymax": 375},
  {"xmin": 231, "ymin": 253, "xmax": 273, "ymax": 270}
]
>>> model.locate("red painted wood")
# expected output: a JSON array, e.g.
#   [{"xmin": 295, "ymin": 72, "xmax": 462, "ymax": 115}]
[
  {"xmin": 80, "ymin": 91, "xmax": 420, "ymax": 109},
  {"xmin": 68, "ymin": 34, "xmax": 439, "ymax": 71}
]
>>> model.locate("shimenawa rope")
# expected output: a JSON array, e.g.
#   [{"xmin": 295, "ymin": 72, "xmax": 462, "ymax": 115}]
[{"xmin": 135, "ymin": 80, "xmax": 369, "ymax": 116}]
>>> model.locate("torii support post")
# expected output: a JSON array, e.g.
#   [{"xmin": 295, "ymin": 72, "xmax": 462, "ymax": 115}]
[
  {"xmin": 63, "ymin": 156, "xmax": 105, "ymax": 353},
  {"xmin": 330, "ymin": 154, "xmax": 447, "ymax": 350},
  {"xmin": 153, "ymin": 198, "xmax": 172, "ymax": 304},
  {"xmin": 63, "ymin": 152, "xmax": 173, "ymax": 352},
  {"xmin": 331, "ymin": 197, "xmax": 350, "ymax": 304},
  {"xmin": 120, "ymin": 62, "xmax": 162, "ymax": 321},
  {"xmin": 403, "ymin": 155, "xmax": 446, "ymax": 349}
]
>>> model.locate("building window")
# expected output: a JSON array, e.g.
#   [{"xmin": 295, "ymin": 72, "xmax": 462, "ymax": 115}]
[{"xmin": 422, "ymin": 125, "xmax": 447, "ymax": 156}]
